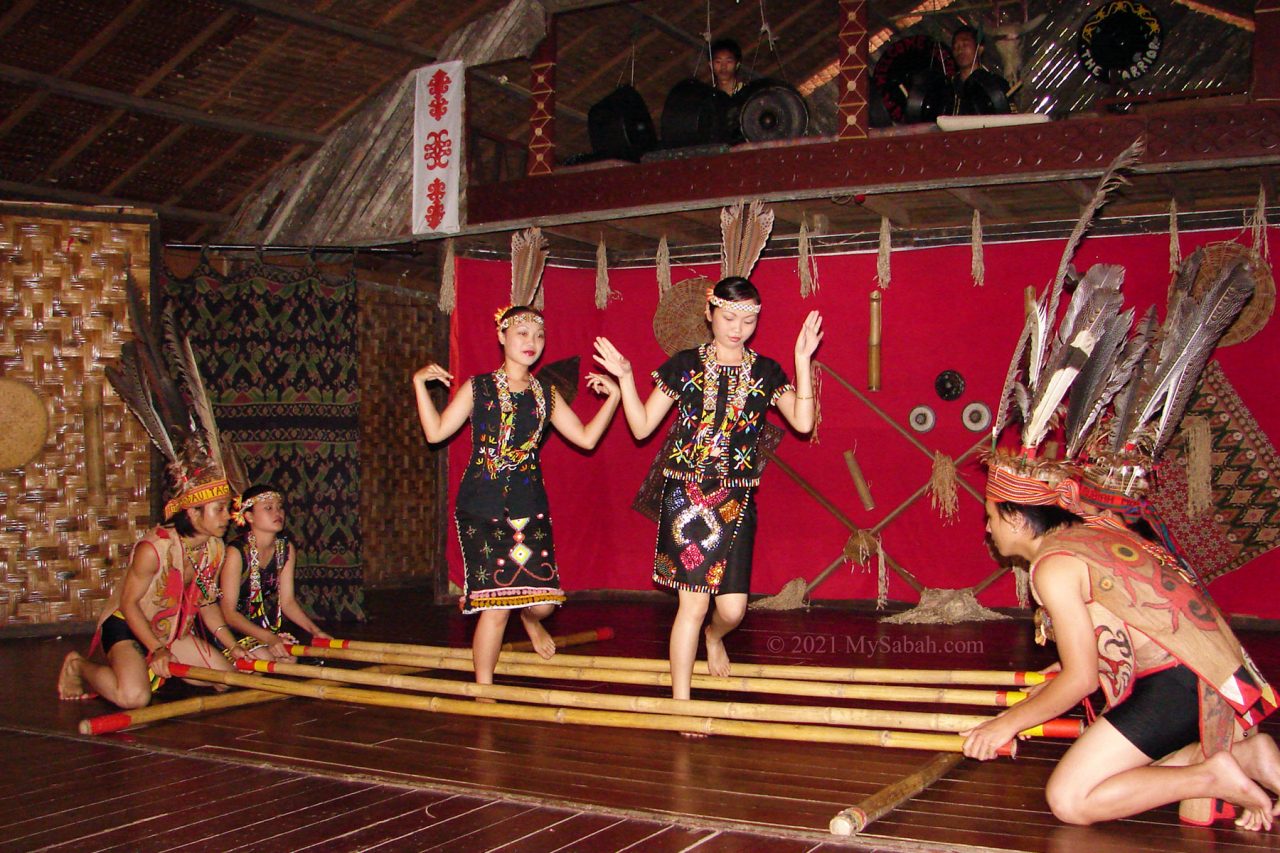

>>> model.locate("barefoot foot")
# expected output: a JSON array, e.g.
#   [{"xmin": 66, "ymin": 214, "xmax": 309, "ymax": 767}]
[
  {"xmin": 520, "ymin": 612, "xmax": 557, "ymax": 660},
  {"xmin": 704, "ymin": 627, "xmax": 730, "ymax": 678},
  {"xmin": 58, "ymin": 651, "xmax": 90, "ymax": 701},
  {"xmin": 1205, "ymin": 751, "xmax": 1274, "ymax": 831}
]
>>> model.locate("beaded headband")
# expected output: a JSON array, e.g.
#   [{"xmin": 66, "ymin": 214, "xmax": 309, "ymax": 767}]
[
  {"xmin": 231, "ymin": 490, "xmax": 284, "ymax": 527},
  {"xmin": 164, "ymin": 476, "xmax": 232, "ymax": 521},
  {"xmin": 494, "ymin": 305, "xmax": 546, "ymax": 330},
  {"xmin": 706, "ymin": 292, "xmax": 761, "ymax": 315}
]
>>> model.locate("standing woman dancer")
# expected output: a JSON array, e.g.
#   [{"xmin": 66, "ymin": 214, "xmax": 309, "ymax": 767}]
[
  {"xmin": 594, "ymin": 276, "xmax": 822, "ymax": 703},
  {"xmin": 413, "ymin": 305, "xmax": 620, "ymax": 686}
]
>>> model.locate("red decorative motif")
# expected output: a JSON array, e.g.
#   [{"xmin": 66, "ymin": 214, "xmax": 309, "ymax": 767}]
[
  {"xmin": 427, "ymin": 69, "xmax": 452, "ymax": 121},
  {"xmin": 422, "ymin": 129, "xmax": 452, "ymax": 170},
  {"xmin": 424, "ymin": 177, "xmax": 447, "ymax": 229}
]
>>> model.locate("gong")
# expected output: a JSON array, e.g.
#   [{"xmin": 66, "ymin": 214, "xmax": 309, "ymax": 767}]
[
  {"xmin": 588, "ymin": 85, "xmax": 657, "ymax": 161},
  {"xmin": 872, "ymin": 35, "xmax": 956, "ymax": 124},
  {"xmin": 661, "ymin": 79, "xmax": 731, "ymax": 148},
  {"xmin": 735, "ymin": 78, "xmax": 809, "ymax": 142}
]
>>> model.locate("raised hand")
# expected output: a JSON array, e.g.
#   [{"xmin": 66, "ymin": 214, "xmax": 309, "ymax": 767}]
[
  {"xmin": 592, "ymin": 337, "xmax": 632, "ymax": 379},
  {"xmin": 586, "ymin": 372, "xmax": 620, "ymax": 398},
  {"xmin": 794, "ymin": 310, "xmax": 824, "ymax": 362},
  {"xmin": 414, "ymin": 362, "xmax": 453, "ymax": 387}
]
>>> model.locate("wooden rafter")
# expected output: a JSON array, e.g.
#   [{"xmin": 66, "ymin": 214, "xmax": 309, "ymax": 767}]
[
  {"xmin": 0, "ymin": 63, "xmax": 325, "ymax": 144},
  {"xmin": 0, "ymin": 0, "xmax": 150, "ymax": 140}
]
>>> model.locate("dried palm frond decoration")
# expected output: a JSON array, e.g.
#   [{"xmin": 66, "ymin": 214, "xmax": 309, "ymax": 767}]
[
  {"xmin": 1168, "ymin": 199, "xmax": 1181, "ymax": 274},
  {"xmin": 798, "ymin": 217, "xmax": 820, "ymax": 297},
  {"xmin": 656, "ymin": 234, "xmax": 671, "ymax": 298},
  {"xmin": 1184, "ymin": 415, "xmax": 1213, "ymax": 517},
  {"xmin": 1248, "ymin": 183, "xmax": 1270, "ymax": 262},
  {"xmin": 595, "ymin": 237, "xmax": 616, "ymax": 309},
  {"xmin": 511, "ymin": 227, "xmax": 549, "ymax": 308},
  {"xmin": 877, "ymin": 216, "xmax": 891, "ymax": 289},
  {"xmin": 929, "ymin": 452, "xmax": 958, "ymax": 522},
  {"xmin": 720, "ymin": 199, "xmax": 775, "ymax": 280},
  {"xmin": 439, "ymin": 238, "xmax": 456, "ymax": 314},
  {"xmin": 970, "ymin": 209, "xmax": 984, "ymax": 287}
]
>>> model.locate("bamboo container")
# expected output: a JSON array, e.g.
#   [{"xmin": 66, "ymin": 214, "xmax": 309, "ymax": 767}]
[
  {"xmin": 168, "ymin": 663, "xmax": 1017, "ymax": 757},
  {"xmin": 868, "ymin": 290, "xmax": 882, "ymax": 391},
  {"xmin": 291, "ymin": 645, "xmax": 1032, "ymax": 708},
  {"xmin": 309, "ymin": 639, "xmax": 1049, "ymax": 686},
  {"xmin": 830, "ymin": 752, "xmax": 964, "ymax": 835},
  {"xmin": 238, "ymin": 658, "xmax": 1081, "ymax": 737},
  {"xmin": 843, "ymin": 449, "xmax": 876, "ymax": 510},
  {"xmin": 78, "ymin": 628, "xmax": 613, "ymax": 735},
  {"xmin": 82, "ymin": 380, "xmax": 105, "ymax": 502}
]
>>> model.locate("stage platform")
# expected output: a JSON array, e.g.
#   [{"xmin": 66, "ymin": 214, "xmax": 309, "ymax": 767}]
[{"xmin": 5, "ymin": 593, "xmax": 1280, "ymax": 852}]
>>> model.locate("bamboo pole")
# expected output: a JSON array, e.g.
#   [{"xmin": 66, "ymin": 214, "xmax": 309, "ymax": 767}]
[
  {"xmin": 239, "ymin": 658, "xmax": 1080, "ymax": 737},
  {"xmin": 290, "ymin": 645, "xmax": 1032, "ymax": 708},
  {"xmin": 77, "ymin": 628, "xmax": 614, "ymax": 735},
  {"xmin": 169, "ymin": 663, "xmax": 1016, "ymax": 756},
  {"xmin": 868, "ymin": 290, "xmax": 882, "ymax": 391},
  {"xmin": 844, "ymin": 449, "xmax": 876, "ymax": 510},
  {"xmin": 307, "ymin": 639, "xmax": 1051, "ymax": 686},
  {"xmin": 830, "ymin": 752, "xmax": 964, "ymax": 835}
]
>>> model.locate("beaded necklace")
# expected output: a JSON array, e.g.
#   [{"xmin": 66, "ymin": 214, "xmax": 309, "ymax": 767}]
[
  {"xmin": 692, "ymin": 343, "xmax": 755, "ymax": 473},
  {"xmin": 485, "ymin": 368, "xmax": 548, "ymax": 475},
  {"xmin": 246, "ymin": 530, "xmax": 286, "ymax": 632},
  {"xmin": 184, "ymin": 539, "xmax": 217, "ymax": 603}
]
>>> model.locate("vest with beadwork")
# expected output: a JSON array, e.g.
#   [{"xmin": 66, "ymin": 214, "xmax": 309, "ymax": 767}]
[{"xmin": 1035, "ymin": 525, "xmax": 1277, "ymax": 754}]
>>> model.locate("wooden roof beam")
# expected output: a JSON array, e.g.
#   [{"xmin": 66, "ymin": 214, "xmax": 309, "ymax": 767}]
[
  {"xmin": 0, "ymin": 179, "xmax": 228, "ymax": 225},
  {"xmin": 0, "ymin": 63, "xmax": 325, "ymax": 145},
  {"xmin": 946, "ymin": 187, "xmax": 1011, "ymax": 220},
  {"xmin": 0, "ymin": 0, "xmax": 150, "ymax": 140},
  {"xmin": 216, "ymin": 0, "xmax": 437, "ymax": 59},
  {"xmin": 859, "ymin": 196, "xmax": 912, "ymax": 228}
]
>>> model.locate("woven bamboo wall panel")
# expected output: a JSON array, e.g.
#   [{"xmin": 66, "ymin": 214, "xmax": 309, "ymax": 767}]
[
  {"xmin": 358, "ymin": 284, "xmax": 447, "ymax": 587},
  {"xmin": 0, "ymin": 209, "xmax": 153, "ymax": 627}
]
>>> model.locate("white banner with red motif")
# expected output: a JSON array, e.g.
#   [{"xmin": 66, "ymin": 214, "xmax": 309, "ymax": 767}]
[{"xmin": 412, "ymin": 61, "xmax": 464, "ymax": 234}]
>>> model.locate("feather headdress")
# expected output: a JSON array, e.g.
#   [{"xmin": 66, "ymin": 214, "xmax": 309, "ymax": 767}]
[
  {"xmin": 511, "ymin": 227, "xmax": 549, "ymax": 309},
  {"xmin": 720, "ymin": 199, "xmax": 774, "ymax": 280},
  {"xmin": 105, "ymin": 272, "xmax": 246, "ymax": 520}
]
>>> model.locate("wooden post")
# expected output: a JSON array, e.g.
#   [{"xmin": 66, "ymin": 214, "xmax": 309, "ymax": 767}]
[
  {"xmin": 1254, "ymin": 2, "xmax": 1280, "ymax": 102},
  {"xmin": 837, "ymin": 0, "xmax": 869, "ymax": 140},
  {"xmin": 527, "ymin": 17, "xmax": 556, "ymax": 176},
  {"xmin": 83, "ymin": 380, "xmax": 105, "ymax": 502}
]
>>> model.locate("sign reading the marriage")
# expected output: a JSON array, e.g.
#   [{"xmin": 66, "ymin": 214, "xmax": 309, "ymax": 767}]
[{"xmin": 412, "ymin": 61, "xmax": 465, "ymax": 234}]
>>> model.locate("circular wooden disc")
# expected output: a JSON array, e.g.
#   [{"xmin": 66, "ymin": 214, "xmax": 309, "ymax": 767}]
[
  {"xmin": 653, "ymin": 276, "xmax": 712, "ymax": 356},
  {"xmin": 0, "ymin": 379, "xmax": 49, "ymax": 468},
  {"xmin": 1183, "ymin": 242, "xmax": 1275, "ymax": 346}
]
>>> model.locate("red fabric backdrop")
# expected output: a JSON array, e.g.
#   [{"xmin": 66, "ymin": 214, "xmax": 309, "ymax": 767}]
[{"xmin": 443, "ymin": 227, "xmax": 1280, "ymax": 617}]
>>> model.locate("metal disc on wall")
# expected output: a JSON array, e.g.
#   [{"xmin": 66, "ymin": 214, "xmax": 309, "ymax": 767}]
[
  {"xmin": 0, "ymin": 379, "xmax": 48, "ymax": 468},
  {"xmin": 935, "ymin": 370, "xmax": 965, "ymax": 401},
  {"xmin": 962, "ymin": 401, "xmax": 992, "ymax": 433},
  {"xmin": 908, "ymin": 404, "xmax": 936, "ymax": 433}
]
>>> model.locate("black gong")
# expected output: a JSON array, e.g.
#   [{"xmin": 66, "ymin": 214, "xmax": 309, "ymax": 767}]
[
  {"xmin": 661, "ymin": 79, "xmax": 731, "ymax": 147},
  {"xmin": 872, "ymin": 35, "xmax": 956, "ymax": 124},
  {"xmin": 734, "ymin": 78, "xmax": 808, "ymax": 142},
  {"xmin": 588, "ymin": 85, "xmax": 657, "ymax": 161}
]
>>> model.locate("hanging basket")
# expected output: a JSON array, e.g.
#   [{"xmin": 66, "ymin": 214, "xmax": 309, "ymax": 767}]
[
  {"xmin": 653, "ymin": 276, "xmax": 712, "ymax": 356},
  {"xmin": 1179, "ymin": 242, "xmax": 1275, "ymax": 347}
]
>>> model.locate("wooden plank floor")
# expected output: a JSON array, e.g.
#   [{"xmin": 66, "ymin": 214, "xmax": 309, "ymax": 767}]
[{"xmin": 5, "ymin": 593, "xmax": 1280, "ymax": 852}]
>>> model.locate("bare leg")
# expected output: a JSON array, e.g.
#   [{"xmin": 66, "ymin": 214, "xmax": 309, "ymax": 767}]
[
  {"xmin": 519, "ymin": 604, "xmax": 557, "ymax": 659},
  {"xmin": 1047, "ymin": 719, "xmax": 1274, "ymax": 828},
  {"xmin": 704, "ymin": 593, "xmax": 746, "ymax": 678},
  {"xmin": 670, "ymin": 591, "xmax": 710, "ymax": 702},
  {"xmin": 169, "ymin": 634, "xmax": 233, "ymax": 691},
  {"xmin": 72, "ymin": 643, "xmax": 153, "ymax": 710},
  {"xmin": 472, "ymin": 609, "xmax": 511, "ymax": 691}
]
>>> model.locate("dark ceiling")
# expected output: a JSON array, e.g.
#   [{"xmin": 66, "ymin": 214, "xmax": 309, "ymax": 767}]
[{"xmin": 0, "ymin": 0, "xmax": 1267, "ymax": 264}]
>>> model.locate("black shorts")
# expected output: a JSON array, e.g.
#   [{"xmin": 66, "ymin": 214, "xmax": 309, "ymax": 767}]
[
  {"xmin": 99, "ymin": 614, "xmax": 143, "ymax": 655},
  {"xmin": 1103, "ymin": 664, "xmax": 1201, "ymax": 759}
]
